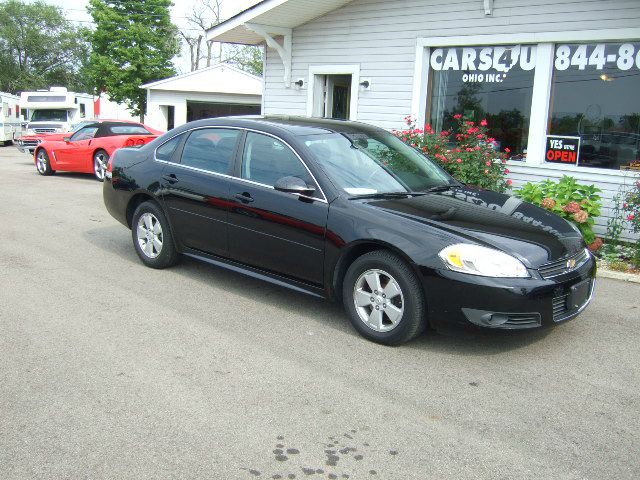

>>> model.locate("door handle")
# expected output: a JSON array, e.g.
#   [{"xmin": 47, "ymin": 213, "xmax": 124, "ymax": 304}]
[
  {"xmin": 234, "ymin": 192, "xmax": 254, "ymax": 203},
  {"xmin": 162, "ymin": 173, "xmax": 178, "ymax": 184}
]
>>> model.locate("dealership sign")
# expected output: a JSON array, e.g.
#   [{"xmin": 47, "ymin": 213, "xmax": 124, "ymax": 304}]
[
  {"xmin": 430, "ymin": 45, "xmax": 536, "ymax": 83},
  {"xmin": 430, "ymin": 46, "xmax": 537, "ymax": 71},
  {"xmin": 554, "ymin": 43, "xmax": 640, "ymax": 71},
  {"xmin": 545, "ymin": 136, "xmax": 581, "ymax": 164}
]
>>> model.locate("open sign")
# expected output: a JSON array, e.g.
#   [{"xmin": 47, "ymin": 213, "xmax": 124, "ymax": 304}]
[{"xmin": 545, "ymin": 135, "xmax": 581, "ymax": 164}]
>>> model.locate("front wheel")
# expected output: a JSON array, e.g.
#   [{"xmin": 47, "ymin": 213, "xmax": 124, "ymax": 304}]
[
  {"xmin": 131, "ymin": 201, "xmax": 178, "ymax": 269},
  {"xmin": 35, "ymin": 149, "xmax": 54, "ymax": 176},
  {"xmin": 342, "ymin": 250, "xmax": 426, "ymax": 345},
  {"xmin": 93, "ymin": 149, "xmax": 109, "ymax": 182}
]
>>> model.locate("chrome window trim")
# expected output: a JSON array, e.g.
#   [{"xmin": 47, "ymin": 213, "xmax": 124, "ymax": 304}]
[
  {"xmin": 153, "ymin": 125, "xmax": 328, "ymax": 203},
  {"xmin": 155, "ymin": 158, "xmax": 327, "ymax": 204}
]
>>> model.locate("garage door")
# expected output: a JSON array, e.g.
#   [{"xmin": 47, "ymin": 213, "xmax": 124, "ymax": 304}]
[{"xmin": 186, "ymin": 102, "xmax": 261, "ymax": 122}]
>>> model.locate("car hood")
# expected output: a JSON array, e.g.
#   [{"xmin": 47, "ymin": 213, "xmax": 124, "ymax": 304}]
[
  {"xmin": 356, "ymin": 186, "xmax": 585, "ymax": 267},
  {"xmin": 19, "ymin": 133, "xmax": 67, "ymax": 142}
]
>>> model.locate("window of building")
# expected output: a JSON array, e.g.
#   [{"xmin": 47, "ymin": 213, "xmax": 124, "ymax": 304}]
[
  {"xmin": 547, "ymin": 42, "xmax": 640, "ymax": 170},
  {"xmin": 79, "ymin": 103, "xmax": 86, "ymax": 118},
  {"xmin": 426, "ymin": 45, "xmax": 536, "ymax": 160},
  {"xmin": 181, "ymin": 128, "xmax": 240, "ymax": 174}
]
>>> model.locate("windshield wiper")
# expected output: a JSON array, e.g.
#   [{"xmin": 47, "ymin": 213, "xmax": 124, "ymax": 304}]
[
  {"xmin": 348, "ymin": 191, "xmax": 426, "ymax": 200},
  {"xmin": 423, "ymin": 184, "xmax": 453, "ymax": 193}
]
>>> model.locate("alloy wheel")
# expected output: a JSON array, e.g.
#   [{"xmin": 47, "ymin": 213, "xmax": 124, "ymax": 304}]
[
  {"xmin": 94, "ymin": 152, "xmax": 107, "ymax": 180},
  {"xmin": 136, "ymin": 212, "xmax": 163, "ymax": 259},
  {"xmin": 36, "ymin": 151, "xmax": 47, "ymax": 174},
  {"xmin": 353, "ymin": 268, "xmax": 404, "ymax": 332}
]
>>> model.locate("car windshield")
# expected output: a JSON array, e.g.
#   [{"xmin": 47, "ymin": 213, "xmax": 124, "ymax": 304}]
[
  {"xmin": 302, "ymin": 130, "xmax": 453, "ymax": 195},
  {"xmin": 30, "ymin": 109, "xmax": 68, "ymax": 122},
  {"xmin": 70, "ymin": 120, "xmax": 95, "ymax": 132}
]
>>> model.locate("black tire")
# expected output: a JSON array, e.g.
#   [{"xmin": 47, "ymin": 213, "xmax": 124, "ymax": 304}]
[
  {"xmin": 342, "ymin": 250, "xmax": 426, "ymax": 345},
  {"xmin": 35, "ymin": 148, "xmax": 55, "ymax": 176},
  {"xmin": 93, "ymin": 149, "xmax": 109, "ymax": 182},
  {"xmin": 131, "ymin": 201, "xmax": 178, "ymax": 269}
]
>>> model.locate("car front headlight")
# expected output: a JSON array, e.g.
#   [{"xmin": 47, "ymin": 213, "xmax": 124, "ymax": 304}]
[{"xmin": 438, "ymin": 243, "xmax": 530, "ymax": 278}]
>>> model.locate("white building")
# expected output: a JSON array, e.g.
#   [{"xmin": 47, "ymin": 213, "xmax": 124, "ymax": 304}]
[
  {"xmin": 207, "ymin": 0, "xmax": 640, "ymax": 239},
  {"xmin": 96, "ymin": 94, "xmax": 138, "ymax": 122},
  {"xmin": 142, "ymin": 63, "xmax": 262, "ymax": 132},
  {"xmin": 0, "ymin": 91, "xmax": 22, "ymax": 143}
]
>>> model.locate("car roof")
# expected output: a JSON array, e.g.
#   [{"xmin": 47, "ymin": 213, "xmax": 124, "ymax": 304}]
[{"xmin": 171, "ymin": 115, "xmax": 383, "ymax": 137}]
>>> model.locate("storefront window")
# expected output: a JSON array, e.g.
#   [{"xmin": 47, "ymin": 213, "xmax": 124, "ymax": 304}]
[
  {"xmin": 548, "ymin": 42, "xmax": 640, "ymax": 170},
  {"xmin": 427, "ymin": 45, "xmax": 536, "ymax": 160}
]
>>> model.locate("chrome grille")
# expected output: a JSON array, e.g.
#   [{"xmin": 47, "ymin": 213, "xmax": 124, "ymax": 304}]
[
  {"xmin": 552, "ymin": 294, "xmax": 569, "ymax": 321},
  {"xmin": 503, "ymin": 313, "xmax": 541, "ymax": 328},
  {"xmin": 34, "ymin": 128, "xmax": 56, "ymax": 133},
  {"xmin": 539, "ymin": 249, "xmax": 590, "ymax": 279}
]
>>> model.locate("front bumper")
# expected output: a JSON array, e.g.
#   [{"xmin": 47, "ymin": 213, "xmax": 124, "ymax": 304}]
[
  {"xmin": 14, "ymin": 141, "xmax": 38, "ymax": 155},
  {"xmin": 422, "ymin": 255, "xmax": 597, "ymax": 332}
]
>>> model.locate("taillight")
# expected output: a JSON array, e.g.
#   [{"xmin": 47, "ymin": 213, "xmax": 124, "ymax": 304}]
[
  {"xmin": 124, "ymin": 138, "xmax": 134, "ymax": 147},
  {"xmin": 136, "ymin": 138, "xmax": 145, "ymax": 146}
]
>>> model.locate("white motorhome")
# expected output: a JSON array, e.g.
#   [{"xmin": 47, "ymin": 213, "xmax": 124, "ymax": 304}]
[
  {"xmin": 0, "ymin": 92, "xmax": 23, "ymax": 144},
  {"xmin": 20, "ymin": 87, "xmax": 94, "ymax": 135}
]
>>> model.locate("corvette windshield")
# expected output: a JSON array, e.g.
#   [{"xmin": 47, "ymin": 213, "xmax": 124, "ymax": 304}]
[{"xmin": 303, "ymin": 131, "xmax": 452, "ymax": 195}]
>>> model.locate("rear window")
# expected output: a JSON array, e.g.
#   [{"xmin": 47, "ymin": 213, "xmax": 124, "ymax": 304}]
[
  {"xmin": 109, "ymin": 125, "xmax": 151, "ymax": 135},
  {"xmin": 156, "ymin": 135, "xmax": 183, "ymax": 162}
]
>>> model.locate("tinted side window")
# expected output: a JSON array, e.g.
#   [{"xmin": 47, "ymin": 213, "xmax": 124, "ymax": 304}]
[
  {"xmin": 156, "ymin": 135, "xmax": 183, "ymax": 162},
  {"xmin": 71, "ymin": 126, "xmax": 98, "ymax": 141},
  {"xmin": 181, "ymin": 128, "xmax": 240, "ymax": 174},
  {"xmin": 110, "ymin": 125, "xmax": 151, "ymax": 135},
  {"xmin": 242, "ymin": 132, "xmax": 312, "ymax": 187}
]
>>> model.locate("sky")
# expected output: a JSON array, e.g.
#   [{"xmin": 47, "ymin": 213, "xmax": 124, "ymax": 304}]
[{"xmin": 28, "ymin": 0, "xmax": 261, "ymax": 73}]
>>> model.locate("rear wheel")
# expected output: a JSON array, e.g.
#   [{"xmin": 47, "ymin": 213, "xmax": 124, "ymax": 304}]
[
  {"xmin": 131, "ymin": 201, "xmax": 178, "ymax": 269},
  {"xmin": 342, "ymin": 250, "xmax": 426, "ymax": 345},
  {"xmin": 35, "ymin": 149, "xmax": 54, "ymax": 176},
  {"xmin": 93, "ymin": 149, "xmax": 109, "ymax": 182}
]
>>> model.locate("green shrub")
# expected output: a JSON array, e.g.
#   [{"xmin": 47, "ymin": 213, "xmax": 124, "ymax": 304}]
[
  {"xmin": 608, "ymin": 260, "xmax": 629, "ymax": 272},
  {"xmin": 514, "ymin": 176, "xmax": 602, "ymax": 246},
  {"xmin": 621, "ymin": 179, "xmax": 640, "ymax": 268}
]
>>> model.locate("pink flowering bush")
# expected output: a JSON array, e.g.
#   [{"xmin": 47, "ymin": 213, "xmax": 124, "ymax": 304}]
[
  {"xmin": 515, "ymin": 176, "xmax": 602, "ymax": 248},
  {"xmin": 393, "ymin": 114, "xmax": 511, "ymax": 193},
  {"xmin": 622, "ymin": 179, "xmax": 640, "ymax": 266},
  {"xmin": 622, "ymin": 180, "xmax": 640, "ymax": 233}
]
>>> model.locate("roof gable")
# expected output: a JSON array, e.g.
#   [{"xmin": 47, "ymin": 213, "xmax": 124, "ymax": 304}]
[{"xmin": 140, "ymin": 63, "xmax": 262, "ymax": 96}]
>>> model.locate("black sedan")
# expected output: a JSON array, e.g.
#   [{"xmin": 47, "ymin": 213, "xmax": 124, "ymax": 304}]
[{"xmin": 103, "ymin": 116, "xmax": 596, "ymax": 345}]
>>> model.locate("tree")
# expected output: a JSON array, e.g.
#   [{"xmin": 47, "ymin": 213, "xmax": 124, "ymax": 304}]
[
  {"xmin": 0, "ymin": 0, "xmax": 91, "ymax": 93},
  {"xmin": 223, "ymin": 44, "xmax": 263, "ymax": 77},
  {"xmin": 87, "ymin": 0, "xmax": 180, "ymax": 120},
  {"xmin": 180, "ymin": 0, "xmax": 222, "ymax": 71},
  {"xmin": 178, "ymin": 0, "xmax": 263, "ymax": 76}
]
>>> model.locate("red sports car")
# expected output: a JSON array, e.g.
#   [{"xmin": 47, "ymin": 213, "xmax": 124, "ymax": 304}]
[
  {"xmin": 16, "ymin": 119, "xmax": 163, "ymax": 155},
  {"xmin": 34, "ymin": 121, "xmax": 161, "ymax": 181}
]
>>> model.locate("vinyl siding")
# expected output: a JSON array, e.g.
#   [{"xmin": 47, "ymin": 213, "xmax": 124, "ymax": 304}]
[{"xmin": 262, "ymin": 0, "xmax": 640, "ymax": 240}]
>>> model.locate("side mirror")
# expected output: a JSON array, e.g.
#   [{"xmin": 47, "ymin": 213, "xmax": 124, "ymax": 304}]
[
  {"xmin": 274, "ymin": 176, "xmax": 315, "ymax": 197},
  {"xmin": 63, "ymin": 137, "xmax": 70, "ymax": 143}
]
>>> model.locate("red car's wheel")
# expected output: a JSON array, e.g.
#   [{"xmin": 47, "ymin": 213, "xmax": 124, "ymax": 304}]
[
  {"xmin": 93, "ymin": 149, "xmax": 109, "ymax": 182},
  {"xmin": 35, "ymin": 149, "xmax": 55, "ymax": 176}
]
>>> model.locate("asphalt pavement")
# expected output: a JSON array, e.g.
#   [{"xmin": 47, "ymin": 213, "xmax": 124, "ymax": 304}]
[{"xmin": 0, "ymin": 145, "xmax": 638, "ymax": 480}]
